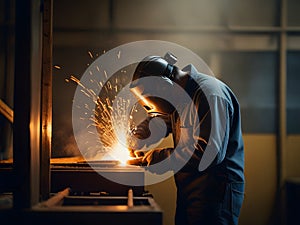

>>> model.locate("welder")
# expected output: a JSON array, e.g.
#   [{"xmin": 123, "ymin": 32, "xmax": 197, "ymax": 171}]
[{"xmin": 127, "ymin": 53, "xmax": 245, "ymax": 225}]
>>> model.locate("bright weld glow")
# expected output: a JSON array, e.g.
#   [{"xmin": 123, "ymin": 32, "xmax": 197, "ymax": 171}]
[{"xmin": 107, "ymin": 142, "xmax": 133, "ymax": 166}]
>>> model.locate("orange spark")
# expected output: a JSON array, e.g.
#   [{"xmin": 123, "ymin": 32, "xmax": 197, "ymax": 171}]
[{"xmin": 88, "ymin": 51, "xmax": 94, "ymax": 59}]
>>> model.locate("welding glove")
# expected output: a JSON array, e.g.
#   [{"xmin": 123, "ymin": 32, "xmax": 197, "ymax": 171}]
[
  {"xmin": 127, "ymin": 147, "xmax": 173, "ymax": 168},
  {"xmin": 141, "ymin": 147, "xmax": 172, "ymax": 166}
]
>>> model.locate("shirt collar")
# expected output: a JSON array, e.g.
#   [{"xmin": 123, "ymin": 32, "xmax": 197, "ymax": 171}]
[{"xmin": 182, "ymin": 64, "xmax": 199, "ymax": 75}]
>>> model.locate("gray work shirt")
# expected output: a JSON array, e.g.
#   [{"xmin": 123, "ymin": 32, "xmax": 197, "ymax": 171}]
[{"xmin": 173, "ymin": 64, "xmax": 245, "ymax": 183}]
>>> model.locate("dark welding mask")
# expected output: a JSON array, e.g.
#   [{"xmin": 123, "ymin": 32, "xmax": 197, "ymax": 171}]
[{"xmin": 130, "ymin": 53, "xmax": 178, "ymax": 115}]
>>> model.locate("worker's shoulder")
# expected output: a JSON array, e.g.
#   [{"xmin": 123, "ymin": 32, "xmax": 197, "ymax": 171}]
[
  {"xmin": 190, "ymin": 74, "xmax": 239, "ymax": 113},
  {"xmin": 183, "ymin": 64, "xmax": 235, "ymax": 101},
  {"xmin": 190, "ymin": 72, "xmax": 227, "ymax": 95}
]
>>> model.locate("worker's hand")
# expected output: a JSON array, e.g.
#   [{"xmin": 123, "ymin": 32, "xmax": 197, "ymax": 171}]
[
  {"xmin": 127, "ymin": 148, "xmax": 149, "ymax": 166},
  {"xmin": 142, "ymin": 148, "xmax": 172, "ymax": 166},
  {"xmin": 126, "ymin": 157, "xmax": 147, "ymax": 166},
  {"xmin": 127, "ymin": 147, "xmax": 147, "ymax": 166},
  {"xmin": 127, "ymin": 148, "xmax": 174, "ymax": 175},
  {"xmin": 127, "ymin": 148, "xmax": 172, "ymax": 167}
]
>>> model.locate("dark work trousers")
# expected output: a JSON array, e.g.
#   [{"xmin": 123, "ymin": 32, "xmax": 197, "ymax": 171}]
[{"xmin": 174, "ymin": 171, "xmax": 244, "ymax": 225}]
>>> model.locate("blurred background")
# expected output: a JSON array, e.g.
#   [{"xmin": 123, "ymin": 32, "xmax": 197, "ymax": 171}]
[{"xmin": 1, "ymin": 0, "xmax": 300, "ymax": 225}]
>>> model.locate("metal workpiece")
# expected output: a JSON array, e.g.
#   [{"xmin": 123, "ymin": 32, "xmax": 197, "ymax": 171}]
[{"xmin": 50, "ymin": 159, "xmax": 146, "ymax": 196}]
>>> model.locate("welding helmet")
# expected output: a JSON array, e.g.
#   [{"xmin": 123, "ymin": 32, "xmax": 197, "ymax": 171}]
[{"xmin": 130, "ymin": 53, "xmax": 178, "ymax": 115}]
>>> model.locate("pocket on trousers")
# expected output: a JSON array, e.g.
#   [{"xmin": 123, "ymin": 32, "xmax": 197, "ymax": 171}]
[{"xmin": 231, "ymin": 182, "xmax": 244, "ymax": 217}]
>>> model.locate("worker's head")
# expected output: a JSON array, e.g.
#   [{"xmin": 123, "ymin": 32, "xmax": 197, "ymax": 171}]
[
  {"xmin": 131, "ymin": 55, "xmax": 176, "ymax": 82},
  {"xmin": 130, "ymin": 54, "xmax": 178, "ymax": 115}
]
